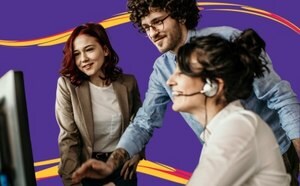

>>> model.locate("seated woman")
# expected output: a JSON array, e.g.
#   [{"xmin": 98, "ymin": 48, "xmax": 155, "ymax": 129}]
[{"xmin": 167, "ymin": 29, "xmax": 291, "ymax": 186}]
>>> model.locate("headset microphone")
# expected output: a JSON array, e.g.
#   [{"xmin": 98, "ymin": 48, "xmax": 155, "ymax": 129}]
[{"xmin": 173, "ymin": 91, "xmax": 202, "ymax": 97}]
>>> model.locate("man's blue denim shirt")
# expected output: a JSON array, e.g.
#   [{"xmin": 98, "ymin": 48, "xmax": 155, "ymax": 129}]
[{"xmin": 117, "ymin": 26, "xmax": 300, "ymax": 157}]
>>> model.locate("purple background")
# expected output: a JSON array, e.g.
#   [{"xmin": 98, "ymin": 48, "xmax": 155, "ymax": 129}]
[{"xmin": 0, "ymin": 0, "xmax": 299, "ymax": 185}]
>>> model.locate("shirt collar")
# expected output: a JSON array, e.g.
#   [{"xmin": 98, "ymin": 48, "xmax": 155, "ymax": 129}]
[
  {"xmin": 200, "ymin": 100, "xmax": 245, "ymax": 142},
  {"xmin": 186, "ymin": 29, "xmax": 197, "ymax": 43},
  {"xmin": 165, "ymin": 30, "xmax": 197, "ymax": 63}
]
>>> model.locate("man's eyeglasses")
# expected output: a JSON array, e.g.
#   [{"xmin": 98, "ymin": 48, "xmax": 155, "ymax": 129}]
[{"xmin": 140, "ymin": 15, "xmax": 170, "ymax": 34}]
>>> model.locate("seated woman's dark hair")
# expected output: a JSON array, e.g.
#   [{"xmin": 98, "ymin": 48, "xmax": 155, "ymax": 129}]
[{"xmin": 177, "ymin": 28, "xmax": 269, "ymax": 103}]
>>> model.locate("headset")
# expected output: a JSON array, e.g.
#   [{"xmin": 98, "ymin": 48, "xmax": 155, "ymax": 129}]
[
  {"xmin": 200, "ymin": 78, "xmax": 218, "ymax": 97},
  {"xmin": 173, "ymin": 78, "xmax": 218, "ymax": 97},
  {"xmin": 201, "ymin": 78, "xmax": 217, "ymax": 143}
]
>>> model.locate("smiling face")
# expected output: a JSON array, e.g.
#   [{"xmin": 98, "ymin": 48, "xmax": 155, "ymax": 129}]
[
  {"xmin": 141, "ymin": 9, "xmax": 188, "ymax": 53},
  {"xmin": 73, "ymin": 34, "xmax": 108, "ymax": 79},
  {"xmin": 167, "ymin": 64, "xmax": 205, "ymax": 114}
]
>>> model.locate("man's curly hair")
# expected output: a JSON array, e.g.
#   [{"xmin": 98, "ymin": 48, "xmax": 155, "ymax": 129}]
[{"xmin": 127, "ymin": 0, "xmax": 200, "ymax": 32}]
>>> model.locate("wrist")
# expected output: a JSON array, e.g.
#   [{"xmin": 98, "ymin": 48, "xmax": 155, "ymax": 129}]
[{"xmin": 107, "ymin": 148, "xmax": 130, "ymax": 171}]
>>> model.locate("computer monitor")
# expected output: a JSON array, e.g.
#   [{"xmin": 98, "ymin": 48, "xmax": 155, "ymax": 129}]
[{"xmin": 0, "ymin": 70, "xmax": 36, "ymax": 186}]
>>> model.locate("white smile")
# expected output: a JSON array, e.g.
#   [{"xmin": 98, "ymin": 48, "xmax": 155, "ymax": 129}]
[{"xmin": 172, "ymin": 91, "xmax": 183, "ymax": 97}]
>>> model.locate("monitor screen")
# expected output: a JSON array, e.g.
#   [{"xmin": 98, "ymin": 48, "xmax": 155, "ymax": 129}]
[{"xmin": 0, "ymin": 70, "xmax": 36, "ymax": 186}]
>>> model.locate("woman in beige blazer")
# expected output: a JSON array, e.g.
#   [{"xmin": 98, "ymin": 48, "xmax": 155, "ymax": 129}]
[{"xmin": 55, "ymin": 23, "xmax": 143, "ymax": 186}]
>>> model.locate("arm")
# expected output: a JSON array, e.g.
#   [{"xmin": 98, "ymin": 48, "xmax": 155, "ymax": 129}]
[
  {"xmin": 117, "ymin": 63, "xmax": 171, "ymax": 157},
  {"xmin": 55, "ymin": 77, "xmax": 82, "ymax": 186},
  {"xmin": 253, "ymin": 52, "xmax": 300, "ymax": 156},
  {"xmin": 120, "ymin": 75, "xmax": 145, "ymax": 179}
]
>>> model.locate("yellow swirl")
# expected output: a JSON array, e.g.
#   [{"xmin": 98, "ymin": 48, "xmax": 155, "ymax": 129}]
[{"xmin": 0, "ymin": 2, "xmax": 298, "ymax": 47}]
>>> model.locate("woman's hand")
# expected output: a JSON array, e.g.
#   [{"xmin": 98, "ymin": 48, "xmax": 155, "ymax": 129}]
[{"xmin": 71, "ymin": 159, "xmax": 113, "ymax": 184}]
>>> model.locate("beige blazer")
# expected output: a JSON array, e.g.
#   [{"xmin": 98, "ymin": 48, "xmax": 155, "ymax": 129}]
[{"xmin": 55, "ymin": 74, "xmax": 142, "ymax": 185}]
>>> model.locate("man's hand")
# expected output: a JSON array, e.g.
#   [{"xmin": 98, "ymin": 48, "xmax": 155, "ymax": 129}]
[
  {"xmin": 120, "ymin": 154, "xmax": 142, "ymax": 180},
  {"xmin": 71, "ymin": 148, "xmax": 130, "ymax": 184},
  {"xmin": 71, "ymin": 159, "xmax": 113, "ymax": 184}
]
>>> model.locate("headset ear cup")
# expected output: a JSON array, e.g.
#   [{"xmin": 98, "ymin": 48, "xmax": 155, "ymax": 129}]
[{"xmin": 201, "ymin": 78, "xmax": 218, "ymax": 97}]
